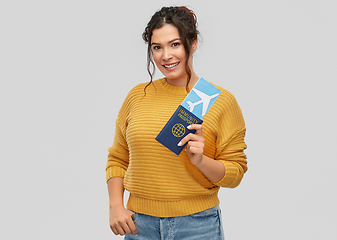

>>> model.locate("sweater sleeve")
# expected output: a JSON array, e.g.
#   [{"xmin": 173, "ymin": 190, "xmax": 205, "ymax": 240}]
[
  {"xmin": 212, "ymin": 90, "xmax": 248, "ymax": 188},
  {"xmin": 105, "ymin": 119, "xmax": 129, "ymax": 182},
  {"xmin": 105, "ymin": 87, "xmax": 137, "ymax": 182}
]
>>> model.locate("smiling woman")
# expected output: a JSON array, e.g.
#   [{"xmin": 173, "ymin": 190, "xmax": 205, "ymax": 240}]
[
  {"xmin": 142, "ymin": 6, "xmax": 200, "ymax": 91},
  {"xmin": 150, "ymin": 24, "xmax": 198, "ymax": 87},
  {"xmin": 106, "ymin": 6, "xmax": 247, "ymax": 240}
]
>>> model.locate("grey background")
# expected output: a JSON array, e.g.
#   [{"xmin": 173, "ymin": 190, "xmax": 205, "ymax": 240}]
[{"xmin": 1, "ymin": 0, "xmax": 336, "ymax": 239}]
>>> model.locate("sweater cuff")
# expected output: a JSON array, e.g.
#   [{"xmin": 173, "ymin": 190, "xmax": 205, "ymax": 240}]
[
  {"xmin": 213, "ymin": 161, "xmax": 243, "ymax": 188},
  {"xmin": 106, "ymin": 166, "xmax": 126, "ymax": 182}
]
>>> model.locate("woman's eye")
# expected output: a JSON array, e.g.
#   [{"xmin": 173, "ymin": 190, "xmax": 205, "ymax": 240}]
[
  {"xmin": 172, "ymin": 42, "xmax": 180, "ymax": 47},
  {"xmin": 153, "ymin": 46, "xmax": 161, "ymax": 50}
]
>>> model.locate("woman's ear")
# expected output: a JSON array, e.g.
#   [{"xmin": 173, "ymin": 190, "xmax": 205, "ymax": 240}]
[{"xmin": 191, "ymin": 39, "xmax": 198, "ymax": 53}]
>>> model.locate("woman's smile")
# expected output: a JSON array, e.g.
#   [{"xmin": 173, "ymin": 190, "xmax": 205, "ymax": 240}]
[{"xmin": 163, "ymin": 62, "xmax": 180, "ymax": 69}]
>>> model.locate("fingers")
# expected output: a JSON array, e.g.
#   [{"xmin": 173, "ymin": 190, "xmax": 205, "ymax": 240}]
[
  {"xmin": 185, "ymin": 138, "xmax": 205, "ymax": 154},
  {"xmin": 110, "ymin": 211, "xmax": 138, "ymax": 236},
  {"xmin": 185, "ymin": 139, "xmax": 204, "ymax": 150},
  {"xmin": 127, "ymin": 215, "xmax": 138, "ymax": 236},
  {"xmin": 187, "ymin": 124, "xmax": 203, "ymax": 135},
  {"xmin": 178, "ymin": 124, "xmax": 204, "ymax": 147},
  {"xmin": 110, "ymin": 219, "xmax": 137, "ymax": 236},
  {"xmin": 111, "ymin": 223, "xmax": 126, "ymax": 235}
]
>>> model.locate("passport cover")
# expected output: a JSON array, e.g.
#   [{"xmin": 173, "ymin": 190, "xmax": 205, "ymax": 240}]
[
  {"xmin": 155, "ymin": 105, "xmax": 203, "ymax": 155},
  {"xmin": 155, "ymin": 77, "xmax": 222, "ymax": 155}
]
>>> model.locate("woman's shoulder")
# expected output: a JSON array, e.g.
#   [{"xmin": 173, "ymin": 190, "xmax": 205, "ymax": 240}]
[
  {"xmin": 207, "ymin": 82, "xmax": 245, "ymax": 127},
  {"xmin": 128, "ymin": 79, "xmax": 163, "ymax": 94},
  {"xmin": 210, "ymin": 82, "xmax": 238, "ymax": 105},
  {"xmin": 128, "ymin": 82, "xmax": 147, "ymax": 94},
  {"xmin": 122, "ymin": 79, "xmax": 163, "ymax": 105}
]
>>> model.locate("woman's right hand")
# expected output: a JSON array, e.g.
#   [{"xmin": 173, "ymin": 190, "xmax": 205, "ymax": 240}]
[{"xmin": 109, "ymin": 205, "xmax": 138, "ymax": 236}]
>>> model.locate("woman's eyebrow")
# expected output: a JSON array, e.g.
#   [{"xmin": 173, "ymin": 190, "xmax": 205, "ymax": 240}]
[
  {"xmin": 168, "ymin": 38, "xmax": 181, "ymax": 43},
  {"xmin": 151, "ymin": 38, "xmax": 181, "ymax": 46}
]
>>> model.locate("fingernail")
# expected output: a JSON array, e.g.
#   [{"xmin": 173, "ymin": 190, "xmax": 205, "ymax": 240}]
[
  {"xmin": 177, "ymin": 141, "xmax": 182, "ymax": 146},
  {"xmin": 187, "ymin": 125, "xmax": 191, "ymax": 129}
]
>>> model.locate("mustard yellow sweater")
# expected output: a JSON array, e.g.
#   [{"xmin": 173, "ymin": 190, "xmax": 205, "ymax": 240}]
[{"xmin": 106, "ymin": 78, "xmax": 247, "ymax": 217}]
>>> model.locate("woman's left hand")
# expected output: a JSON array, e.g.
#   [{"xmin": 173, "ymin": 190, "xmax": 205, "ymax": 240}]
[{"xmin": 178, "ymin": 124, "xmax": 205, "ymax": 167}]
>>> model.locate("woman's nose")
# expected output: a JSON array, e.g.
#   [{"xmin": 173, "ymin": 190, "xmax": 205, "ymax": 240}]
[{"xmin": 162, "ymin": 48, "xmax": 172, "ymax": 61}]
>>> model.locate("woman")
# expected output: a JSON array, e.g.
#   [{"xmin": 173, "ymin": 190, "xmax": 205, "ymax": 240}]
[{"xmin": 106, "ymin": 6, "xmax": 247, "ymax": 239}]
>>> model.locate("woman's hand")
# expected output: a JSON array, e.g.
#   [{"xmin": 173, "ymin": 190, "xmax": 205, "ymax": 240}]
[
  {"xmin": 109, "ymin": 205, "xmax": 138, "ymax": 236},
  {"xmin": 107, "ymin": 178, "xmax": 137, "ymax": 236},
  {"xmin": 178, "ymin": 124, "xmax": 226, "ymax": 183},
  {"xmin": 178, "ymin": 124, "xmax": 205, "ymax": 167}
]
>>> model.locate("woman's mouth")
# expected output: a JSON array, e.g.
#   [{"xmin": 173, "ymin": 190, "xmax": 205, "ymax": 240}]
[{"xmin": 163, "ymin": 62, "xmax": 180, "ymax": 69}]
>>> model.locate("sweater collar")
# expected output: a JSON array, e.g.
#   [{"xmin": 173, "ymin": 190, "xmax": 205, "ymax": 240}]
[{"xmin": 158, "ymin": 78, "xmax": 192, "ymax": 95}]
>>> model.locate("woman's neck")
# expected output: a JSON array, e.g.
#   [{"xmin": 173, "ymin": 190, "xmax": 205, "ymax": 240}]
[{"xmin": 166, "ymin": 72, "xmax": 199, "ymax": 88}]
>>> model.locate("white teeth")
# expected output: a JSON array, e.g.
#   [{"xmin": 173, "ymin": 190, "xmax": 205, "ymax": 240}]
[{"xmin": 164, "ymin": 62, "xmax": 179, "ymax": 68}]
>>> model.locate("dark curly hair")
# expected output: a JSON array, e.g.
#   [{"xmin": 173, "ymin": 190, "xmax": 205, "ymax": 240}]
[{"xmin": 142, "ymin": 6, "xmax": 199, "ymax": 93}]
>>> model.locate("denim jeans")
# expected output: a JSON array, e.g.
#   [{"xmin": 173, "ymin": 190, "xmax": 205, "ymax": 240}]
[{"xmin": 125, "ymin": 205, "xmax": 224, "ymax": 240}]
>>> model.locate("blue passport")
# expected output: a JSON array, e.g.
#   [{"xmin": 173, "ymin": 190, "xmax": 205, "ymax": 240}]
[
  {"xmin": 156, "ymin": 105, "xmax": 203, "ymax": 155},
  {"xmin": 155, "ymin": 78, "xmax": 222, "ymax": 155}
]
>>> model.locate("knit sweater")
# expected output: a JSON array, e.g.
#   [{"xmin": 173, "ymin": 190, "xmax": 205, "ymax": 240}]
[{"xmin": 106, "ymin": 78, "xmax": 247, "ymax": 217}]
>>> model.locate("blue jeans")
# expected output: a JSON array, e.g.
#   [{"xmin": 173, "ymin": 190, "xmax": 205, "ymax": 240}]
[{"xmin": 125, "ymin": 205, "xmax": 224, "ymax": 240}]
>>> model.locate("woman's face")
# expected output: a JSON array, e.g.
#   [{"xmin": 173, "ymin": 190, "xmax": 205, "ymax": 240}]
[{"xmin": 151, "ymin": 24, "xmax": 196, "ymax": 86}]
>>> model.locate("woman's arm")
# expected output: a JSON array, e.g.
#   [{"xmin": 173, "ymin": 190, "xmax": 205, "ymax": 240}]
[
  {"xmin": 193, "ymin": 154, "xmax": 226, "ymax": 183},
  {"xmin": 107, "ymin": 177, "xmax": 138, "ymax": 236},
  {"xmin": 178, "ymin": 124, "xmax": 225, "ymax": 183}
]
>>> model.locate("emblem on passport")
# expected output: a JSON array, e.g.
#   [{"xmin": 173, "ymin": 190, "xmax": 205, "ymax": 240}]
[{"xmin": 155, "ymin": 78, "xmax": 222, "ymax": 155}]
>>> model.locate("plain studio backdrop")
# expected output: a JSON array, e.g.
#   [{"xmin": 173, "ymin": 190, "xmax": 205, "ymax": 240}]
[{"xmin": 1, "ymin": 0, "xmax": 336, "ymax": 239}]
